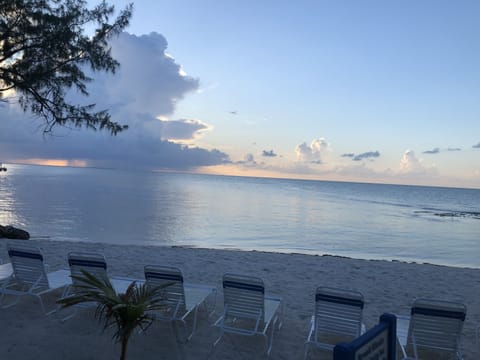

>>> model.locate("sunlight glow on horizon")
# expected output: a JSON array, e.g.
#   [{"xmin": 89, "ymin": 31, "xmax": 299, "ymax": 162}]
[{"xmin": 16, "ymin": 159, "xmax": 89, "ymax": 168}]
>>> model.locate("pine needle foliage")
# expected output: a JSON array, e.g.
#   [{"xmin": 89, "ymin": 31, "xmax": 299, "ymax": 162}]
[{"xmin": 0, "ymin": 0, "xmax": 133, "ymax": 135}]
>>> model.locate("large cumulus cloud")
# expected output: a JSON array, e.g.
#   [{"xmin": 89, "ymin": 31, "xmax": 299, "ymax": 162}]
[{"xmin": 0, "ymin": 32, "xmax": 229, "ymax": 170}]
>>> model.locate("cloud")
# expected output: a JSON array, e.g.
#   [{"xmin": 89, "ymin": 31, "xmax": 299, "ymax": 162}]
[
  {"xmin": 341, "ymin": 153, "xmax": 355, "ymax": 158},
  {"xmin": 423, "ymin": 147, "xmax": 462, "ymax": 154},
  {"xmin": 473, "ymin": 142, "xmax": 480, "ymax": 149},
  {"xmin": 400, "ymin": 150, "xmax": 422, "ymax": 172},
  {"xmin": 399, "ymin": 149, "xmax": 435, "ymax": 175},
  {"xmin": 295, "ymin": 138, "xmax": 329, "ymax": 164},
  {"xmin": 236, "ymin": 153, "xmax": 258, "ymax": 167},
  {"xmin": 262, "ymin": 150, "xmax": 277, "ymax": 157},
  {"xmin": 0, "ymin": 32, "xmax": 230, "ymax": 170},
  {"xmin": 90, "ymin": 32, "xmax": 200, "ymax": 116},
  {"xmin": 423, "ymin": 147, "xmax": 440, "ymax": 154},
  {"xmin": 157, "ymin": 118, "xmax": 209, "ymax": 141},
  {"xmin": 352, "ymin": 151, "xmax": 380, "ymax": 161}
]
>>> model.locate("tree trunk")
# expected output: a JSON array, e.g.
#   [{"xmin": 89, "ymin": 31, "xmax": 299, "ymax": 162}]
[{"xmin": 120, "ymin": 338, "xmax": 128, "ymax": 360}]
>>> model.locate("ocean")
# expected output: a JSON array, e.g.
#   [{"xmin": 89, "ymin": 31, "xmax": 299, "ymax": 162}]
[{"xmin": 0, "ymin": 164, "xmax": 479, "ymax": 268}]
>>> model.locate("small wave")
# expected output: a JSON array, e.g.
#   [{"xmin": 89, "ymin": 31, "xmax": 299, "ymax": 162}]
[{"xmin": 414, "ymin": 210, "xmax": 480, "ymax": 220}]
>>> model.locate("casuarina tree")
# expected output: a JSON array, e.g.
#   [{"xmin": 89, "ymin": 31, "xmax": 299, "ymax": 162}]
[{"xmin": 0, "ymin": 0, "xmax": 132, "ymax": 135}]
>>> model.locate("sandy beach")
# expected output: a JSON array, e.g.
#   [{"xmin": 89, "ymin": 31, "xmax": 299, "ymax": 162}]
[{"xmin": 1, "ymin": 239, "xmax": 479, "ymax": 359}]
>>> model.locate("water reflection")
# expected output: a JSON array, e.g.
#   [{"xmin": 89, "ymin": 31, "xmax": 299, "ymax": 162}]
[{"xmin": 0, "ymin": 165, "xmax": 24, "ymax": 227}]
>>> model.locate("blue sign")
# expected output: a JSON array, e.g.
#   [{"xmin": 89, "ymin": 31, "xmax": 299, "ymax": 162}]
[{"xmin": 333, "ymin": 313, "xmax": 396, "ymax": 360}]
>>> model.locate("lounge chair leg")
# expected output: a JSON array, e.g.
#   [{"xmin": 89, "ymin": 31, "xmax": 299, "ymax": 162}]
[
  {"xmin": 1, "ymin": 294, "xmax": 21, "ymax": 309},
  {"xmin": 186, "ymin": 308, "xmax": 199, "ymax": 341},
  {"xmin": 303, "ymin": 343, "xmax": 310, "ymax": 360},
  {"xmin": 60, "ymin": 307, "xmax": 78, "ymax": 322},
  {"xmin": 213, "ymin": 329, "xmax": 224, "ymax": 348},
  {"xmin": 266, "ymin": 329, "xmax": 274, "ymax": 356}
]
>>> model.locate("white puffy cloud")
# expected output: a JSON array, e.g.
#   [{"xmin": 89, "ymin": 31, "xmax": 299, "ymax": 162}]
[
  {"xmin": 400, "ymin": 150, "xmax": 421, "ymax": 172},
  {"xmin": 399, "ymin": 149, "xmax": 436, "ymax": 175},
  {"xmin": 295, "ymin": 138, "xmax": 329, "ymax": 164},
  {"xmin": 0, "ymin": 32, "xmax": 229, "ymax": 170}
]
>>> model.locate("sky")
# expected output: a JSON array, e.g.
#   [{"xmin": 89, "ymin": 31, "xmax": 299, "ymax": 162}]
[{"xmin": 1, "ymin": 0, "xmax": 480, "ymax": 188}]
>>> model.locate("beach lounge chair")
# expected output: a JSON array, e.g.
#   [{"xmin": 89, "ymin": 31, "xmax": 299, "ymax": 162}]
[
  {"xmin": 304, "ymin": 286, "xmax": 365, "ymax": 359},
  {"xmin": 0, "ymin": 243, "xmax": 70, "ymax": 315},
  {"xmin": 396, "ymin": 298, "xmax": 466, "ymax": 360},
  {"xmin": 213, "ymin": 273, "xmax": 283, "ymax": 356},
  {"xmin": 144, "ymin": 265, "xmax": 217, "ymax": 341},
  {"xmin": 61, "ymin": 252, "xmax": 137, "ymax": 319}
]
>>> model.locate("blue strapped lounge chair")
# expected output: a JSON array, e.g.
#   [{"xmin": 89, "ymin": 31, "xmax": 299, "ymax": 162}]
[
  {"xmin": 144, "ymin": 265, "xmax": 217, "ymax": 341},
  {"xmin": 0, "ymin": 243, "xmax": 70, "ymax": 315},
  {"xmin": 66, "ymin": 252, "xmax": 134, "ymax": 293},
  {"xmin": 61, "ymin": 252, "xmax": 136, "ymax": 320},
  {"xmin": 213, "ymin": 273, "xmax": 283, "ymax": 357},
  {"xmin": 396, "ymin": 298, "xmax": 466, "ymax": 360},
  {"xmin": 304, "ymin": 286, "xmax": 365, "ymax": 359}
]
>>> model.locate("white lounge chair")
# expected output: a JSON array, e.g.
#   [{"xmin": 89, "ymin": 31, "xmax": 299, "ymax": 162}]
[
  {"xmin": 60, "ymin": 252, "xmax": 137, "ymax": 320},
  {"xmin": 396, "ymin": 298, "xmax": 466, "ymax": 360},
  {"xmin": 0, "ymin": 243, "xmax": 70, "ymax": 315},
  {"xmin": 144, "ymin": 265, "xmax": 217, "ymax": 341},
  {"xmin": 304, "ymin": 286, "xmax": 365, "ymax": 359},
  {"xmin": 213, "ymin": 273, "xmax": 283, "ymax": 356}
]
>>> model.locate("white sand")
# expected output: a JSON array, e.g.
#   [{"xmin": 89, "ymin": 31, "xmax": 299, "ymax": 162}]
[{"xmin": 1, "ymin": 239, "xmax": 479, "ymax": 359}]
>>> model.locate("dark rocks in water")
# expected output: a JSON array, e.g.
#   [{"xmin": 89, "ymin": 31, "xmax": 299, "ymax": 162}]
[{"xmin": 0, "ymin": 225, "xmax": 30, "ymax": 240}]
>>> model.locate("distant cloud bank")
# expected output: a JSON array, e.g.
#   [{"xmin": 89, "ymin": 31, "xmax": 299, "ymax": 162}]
[{"xmin": 0, "ymin": 32, "xmax": 230, "ymax": 170}]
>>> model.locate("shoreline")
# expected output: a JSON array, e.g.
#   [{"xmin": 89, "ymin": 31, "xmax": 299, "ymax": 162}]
[
  {"xmin": 1, "ymin": 239, "xmax": 479, "ymax": 359},
  {"xmin": 30, "ymin": 236, "xmax": 480, "ymax": 271}
]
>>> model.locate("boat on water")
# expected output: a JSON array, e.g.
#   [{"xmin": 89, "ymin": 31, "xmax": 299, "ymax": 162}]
[{"xmin": 0, "ymin": 163, "xmax": 7, "ymax": 172}]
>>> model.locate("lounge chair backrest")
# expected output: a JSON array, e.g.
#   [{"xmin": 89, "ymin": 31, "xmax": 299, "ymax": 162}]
[
  {"xmin": 408, "ymin": 298, "xmax": 466, "ymax": 353},
  {"xmin": 7, "ymin": 243, "xmax": 49, "ymax": 288},
  {"xmin": 313, "ymin": 287, "xmax": 364, "ymax": 339},
  {"xmin": 222, "ymin": 273, "xmax": 265, "ymax": 321},
  {"xmin": 144, "ymin": 265, "xmax": 186, "ymax": 311},
  {"xmin": 67, "ymin": 252, "xmax": 108, "ymax": 285}
]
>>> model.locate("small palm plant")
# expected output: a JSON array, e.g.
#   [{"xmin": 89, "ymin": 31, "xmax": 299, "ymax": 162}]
[{"xmin": 57, "ymin": 270, "xmax": 167, "ymax": 360}]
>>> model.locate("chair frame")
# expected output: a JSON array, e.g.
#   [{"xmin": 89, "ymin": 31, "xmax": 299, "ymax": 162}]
[
  {"xmin": 144, "ymin": 265, "xmax": 217, "ymax": 341},
  {"xmin": 304, "ymin": 286, "xmax": 365, "ymax": 359},
  {"xmin": 213, "ymin": 273, "xmax": 283, "ymax": 357},
  {"xmin": 397, "ymin": 298, "xmax": 466, "ymax": 360}
]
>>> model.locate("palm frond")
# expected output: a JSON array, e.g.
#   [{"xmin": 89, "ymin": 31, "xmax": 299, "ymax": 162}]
[{"xmin": 57, "ymin": 270, "xmax": 171, "ymax": 345}]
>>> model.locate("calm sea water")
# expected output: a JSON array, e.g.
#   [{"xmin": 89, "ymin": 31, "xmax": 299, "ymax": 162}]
[{"xmin": 0, "ymin": 164, "xmax": 479, "ymax": 268}]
